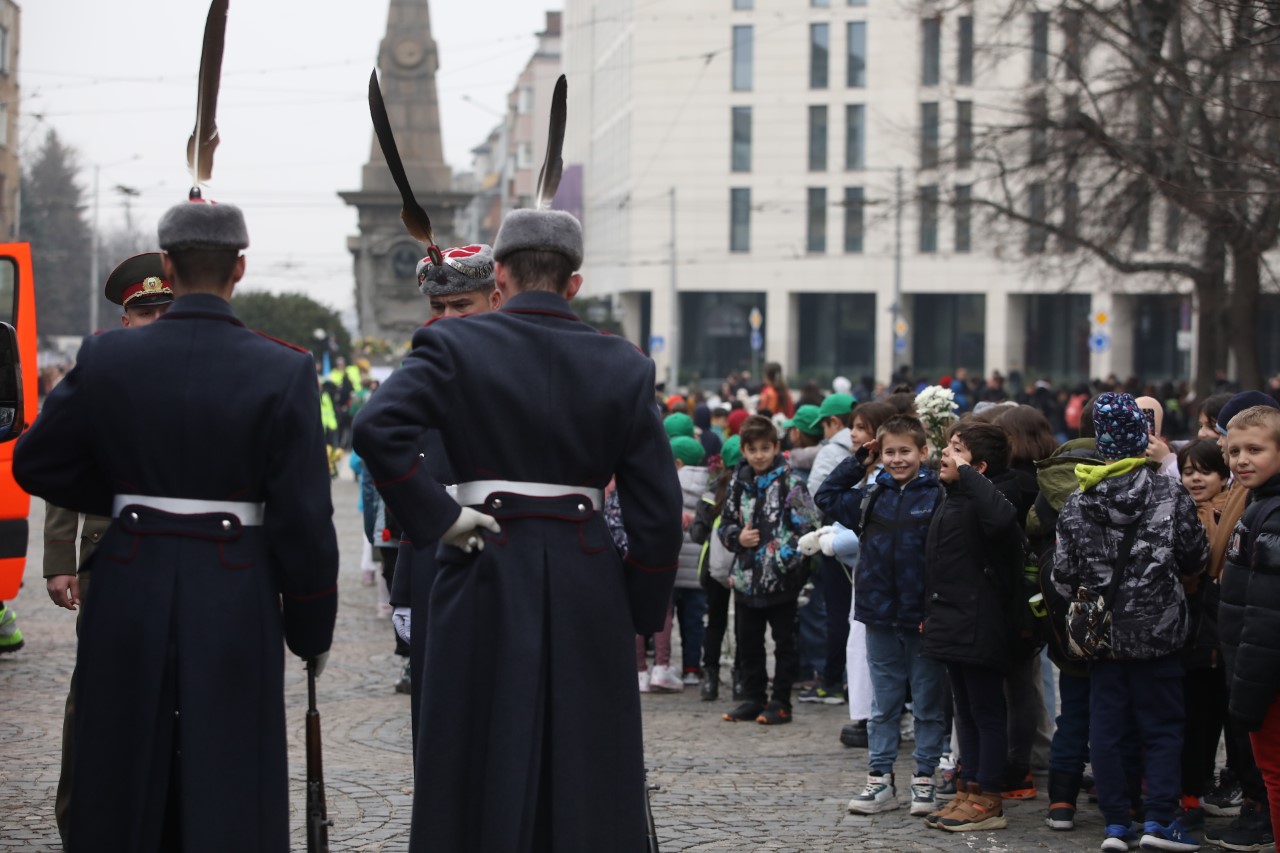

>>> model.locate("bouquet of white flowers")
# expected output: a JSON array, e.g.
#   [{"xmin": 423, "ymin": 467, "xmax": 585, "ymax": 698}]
[{"xmin": 914, "ymin": 385, "xmax": 959, "ymax": 461}]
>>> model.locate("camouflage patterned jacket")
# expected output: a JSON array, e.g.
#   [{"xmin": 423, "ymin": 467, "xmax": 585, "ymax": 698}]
[{"xmin": 1051, "ymin": 459, "xmax": 1208, "ymax": 659}]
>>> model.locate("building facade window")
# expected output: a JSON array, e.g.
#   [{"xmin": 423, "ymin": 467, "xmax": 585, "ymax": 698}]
[
  {"xmin": 0, "ymin": 102, "xmax": 8, "ymax": 150},
  {"xmin": 811, "ymin": 23, "xmax": 830, "ymax": 89},
  {"xmin": 1166, "ymin": 202, "xmax": 1182, "ymax": 252},
  {"xmin": 731, "ymin": 107, "xmax": 752, "ymax": 172},
  {"xmin": 955, "ymin": 184, "xmax": 972, "ymax": 253},
  {"xmin": 1031, "ymin": 12, "xmax": 1050, "ymax": 80},
  {"xmin": 680, "ymin": 292, "xmax": 765, "ymax": 382},
  {"xmin": 1029, "ymin": 93, "xmax": 1048, "ymax": 165},
  {"xmin": 811, "ymin": 0, "xmax": 831, "ymax": 7},
  {"xmin": 956, "ymin": 100, "xmax": 973, "ymax": 169},
  {"xmin": 733, "ymin": 26, "xmax": 754, "ymax": 91},
  {"xmin": 847, "ymin": 22, "xmax": 867, "ymax": 87},
  {"xmin": 912, "ymin": 293, "xmax": 986, "ymax": 377},
  {"xmin": 1027, "ymin": 182, "xmax": 1047, "ymax": 252},
  {"xmin": 957, "ymin": 16, "xmax": 974, "ymax": 85},
  {"xmin": 845, "ymin": 104, "xmax": 866, "ymax": 170},
  {"xmin": 1133, "ymin": 189, "xmax": 1151, "ymax": 251},
  {"xmin": 844, "ymin": 187, "xmax": 865, "ymax": 253},
  {"xmin": 809, "ymin": 105, "xmax": 829, "ymax": 171},
  {"xmin": 733, "ymin": 0, "xmax": 753, "ymax": 10},
  {"xmin": 920, "ymin": 102, "xmax": 939, "ymax": 169},
  {"xmin": 919, "ymin": 184, "xmax": 939, "ymax": 252},
  {"xmin": 797, "ymin": 293, "xmax": 877, "ymax": 382},
  {"xmin": 922, "ymin": 18, "xmax": 941, "ymax": 86},
  {"xmin": 1025, "ymin": 294, "xmax": 1091, "ymax": 382},
  {"xmin": 808, "ymin": 187, "xmax": 828, "ymax": 253},
  {"xmin": 517, "ymin": 87, "xmax": 535, "ymax": 114},
  {"xmin": 1062, "ymin": 181, "xmax": 1079, "ymax": 252},
  {"xmin": 1063, "ymin": 9, "xmax": 1083, "ymax": 79},
  {"xmin": 731, "ymin": 188, "xmax": 751, "ymax": 252},
  {"xmin": 848, "ymin": 0, "xmax": 867, "ymax": 6},
  {"xmin": 0, "ymin": 27, "xmax": 9, "ymax": 76}
]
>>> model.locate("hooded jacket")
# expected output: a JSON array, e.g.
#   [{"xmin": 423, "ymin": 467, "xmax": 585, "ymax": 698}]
[
  {"xmin": 1219, "ymin": 476, "xmax": 1280, "ymax": 731},
  {"xmin": 809, "ymin": 427, "xmax": 854, "ymax": 498},
  {"xmin": 718, "ymin": 455, "xmax": 819, "ymax": 606},
  {"xmin": 814, "ymin": 452, "xmax": 943, "ymax": 628},
  {"xmin": 1050, "ymin": 460, "xmax": 1208, "ymax": 659},
  {"xmin": 675, "ymin": 463, "xmax": 710, "ymax": 589}
]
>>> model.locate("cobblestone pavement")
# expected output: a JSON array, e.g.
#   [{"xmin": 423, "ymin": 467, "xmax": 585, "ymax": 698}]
[{"xmin": 0, "ymin": 479, "xmax": 1195, "ymax": 851}]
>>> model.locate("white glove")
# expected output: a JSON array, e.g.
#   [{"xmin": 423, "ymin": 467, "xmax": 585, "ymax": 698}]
[
  {"xmin": 442, "ymin": 507, "xmax": 501, "ymax": 553},
  {"xmin": 391, "ymin": 606, "xmax": 411, "ymax": 644},
  {"xmin": 309, "ymin": 651, "xmax": 329, "ymax": 678},
  {"xmin": 818, "ymin": 530, "xmax": 837, "ymax": 557},
  {"xmin": 798, "ymin": 529, "xmax": 823, "ymax": 556}
]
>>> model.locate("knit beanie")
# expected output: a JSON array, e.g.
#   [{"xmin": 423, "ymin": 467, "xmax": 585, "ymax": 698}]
[
  {"xmin": 727, "ymin": 409, "xmax": 750, "ymax": 436},
  {"xmin": 670, "ymin": 435, "xmax": 706, "ymax": 467},
  {"xmin": 721, "ymin": 435, "xmax": 743, "ymax": 469},
  {"xmin": 1092, "ymin": 392, "xmax": 1150, "ymax": 461},
  {"xmin": 664, "ymin": 413, "xmax": 695, "ymax": 439},
  {"xmin": 1218, "ymin": 390, "xmax": 1280, "ymax": 432}
]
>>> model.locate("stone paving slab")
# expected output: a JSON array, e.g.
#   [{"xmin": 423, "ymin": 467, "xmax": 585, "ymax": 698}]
[{"xmin": 0, "ymin": 479, "xmax": 1218, "ymax": 851}]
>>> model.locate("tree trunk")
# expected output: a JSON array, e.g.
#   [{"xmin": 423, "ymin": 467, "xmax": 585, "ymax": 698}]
[
  {"xmin": 1193, "ymin": 233, "xmax": 1228, "ymax": 400},
  {"xmin": 1228, "ymin": 245, "xmax": 1263, "ymax": 391}
]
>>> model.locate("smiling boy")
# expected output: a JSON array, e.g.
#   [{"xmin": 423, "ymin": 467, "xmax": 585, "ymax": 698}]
[
  {"xmin": 815, "ymin": 414, "xmax": 948, "ymax": 818},
  {"xmin": 1220, "ymin": 405, "xmax": 1280, "ymax": 844}
]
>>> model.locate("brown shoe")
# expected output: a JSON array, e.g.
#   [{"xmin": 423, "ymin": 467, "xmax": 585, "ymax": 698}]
[
  {"xmin": 937, "ymin": 784, "xmax": 1008, "ymax": 832},
  {"xmin": 923, "ymin": 788, "xmax": 969, "ymax": 829}
]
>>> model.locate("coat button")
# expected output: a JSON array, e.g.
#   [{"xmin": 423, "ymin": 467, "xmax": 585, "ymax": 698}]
[
  {"xmin": 492, "ymin": 498, "xmax": 503, "ymax": 509},
  {"xmin": 90, "ymin": 533, "xmax": 101, "ymax": 542},
  {"xmin": 129, "ymin": 512, "xmax": 138, "ymax": 522},
  {"xmin": 578, "ymin": 503, "xmax": 586, "ymax": 513},
  {"xmin": 222, "ymin": 519, "xmax": 232, "ymax": 531}
]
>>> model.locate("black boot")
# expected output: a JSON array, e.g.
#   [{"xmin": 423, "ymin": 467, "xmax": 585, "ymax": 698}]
[
  {"xmin": 732, "ymin": 667, "xmax": 744, "ymax": 701},
  {"xmin": 1045, "ymin": 770, "xmax": 1082, "ymax": 831},
  {"xmin": 701, "ymin": 666, "xmax": 720, "ymax": 701}
]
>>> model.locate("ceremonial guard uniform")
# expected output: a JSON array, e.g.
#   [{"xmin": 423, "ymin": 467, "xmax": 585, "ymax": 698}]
[
  {"xmin": 15, "ymin": 203, "xmax": 339, "ymax": 853},
  {"xmin": 354, "ymin": 210, "xmax": 683, "ymax": 852},
  {"xmin": 46, "ymin": 253, "xmax": 175, "ymax": 845}
]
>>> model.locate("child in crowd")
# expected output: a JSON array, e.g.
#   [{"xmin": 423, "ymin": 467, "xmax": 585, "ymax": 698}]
[
  {"xmin": 920, "ymin": 421, "xmax": 1023, "ymax": 833},
  {"xmin": 1178, "ymin": 438, "xmax": 1232, "ymax": 830},
  {"xmin": 1220, "ymin": 405, "xmax": 1280, "ymax": 845},
  {"xmin": 1050, "ymin": 392, "xmax": 1207, "ymax": 852},
  {"xmin": 670, "ymin": 435, "xmax": 710, "ymax": 687},
  {"xmin": 691, "ymin": 435, "xmax": 741, "ymax": 701},
  {"xmin": 815, "ymin": 414, "xmax": 948, "ymax": 818},
  {"xmin": 718, "ymin": 415, "xmax": 819, "ymax": 725}
]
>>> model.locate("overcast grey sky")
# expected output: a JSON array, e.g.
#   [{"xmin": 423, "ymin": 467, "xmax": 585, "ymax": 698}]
[{"xmin": 20, "ymin": 0, "xmax": 555, "ymax": 318}]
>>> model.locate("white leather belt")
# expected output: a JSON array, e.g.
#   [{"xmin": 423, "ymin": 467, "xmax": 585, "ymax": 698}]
[
  {"xmin": 113, "ymin": 495, "xmax": 266, "ymax": 526},
  {"xmin": 452, "ymin": 480, "xmax": 604, "ymax": 511}
]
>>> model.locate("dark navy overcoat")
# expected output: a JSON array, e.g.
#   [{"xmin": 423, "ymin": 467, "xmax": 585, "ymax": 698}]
[
  {"xmin": 13, "ymin": 293, "xmax": 339, "ymax": 853},
  {"xmin": 353, "ymin": 289, "xmax": 683, "ymax": 853}
]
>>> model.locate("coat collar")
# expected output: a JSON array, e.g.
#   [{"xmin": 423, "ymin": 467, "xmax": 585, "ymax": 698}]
[
  {"xmin": 500, "ymin": 290, "xmax": 580, "ymax": 322},
  {"xmin": 157, "ymin": 293, "xmax": 244, "ymax": 326}
]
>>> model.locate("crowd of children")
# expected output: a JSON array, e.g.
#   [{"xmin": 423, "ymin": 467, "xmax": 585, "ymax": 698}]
[{"xmin": 633, "ymin": 378, "xmax": 1280, "ymax": 853}]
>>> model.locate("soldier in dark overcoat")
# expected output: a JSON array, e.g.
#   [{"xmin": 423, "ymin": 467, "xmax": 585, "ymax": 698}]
[
  {"xmin": 13, "ymin": 202, "xmax": 339, "ymax": 853},
  {"xmin": 353, "ymin": 209, "xmax": 683, "ymax": 852}
]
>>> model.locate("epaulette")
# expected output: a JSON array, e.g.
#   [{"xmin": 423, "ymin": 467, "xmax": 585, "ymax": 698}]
[{"xmin": 252, "ymin": 329, "xmax": 309, "ymax": 354}]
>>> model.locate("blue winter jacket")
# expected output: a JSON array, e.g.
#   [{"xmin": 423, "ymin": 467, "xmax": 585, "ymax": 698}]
[{"xmin": 814, "ymin": 454, "xmax": 942, "ymax": 628}]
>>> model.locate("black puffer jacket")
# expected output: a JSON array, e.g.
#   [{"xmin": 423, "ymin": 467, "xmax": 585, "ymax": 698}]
[
  {"xmin": 1219, "ymin": 476, "xmax": 1280, "ymax": 731},
  {"xmin": 922, "ymin": 465, "xmax": 1023, "ymax": 672}
]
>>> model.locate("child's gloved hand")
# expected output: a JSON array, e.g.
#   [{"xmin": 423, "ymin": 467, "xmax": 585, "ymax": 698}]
[{"xmin": 818, "ymin": 529, "xmax": 837, "ymax": 557}]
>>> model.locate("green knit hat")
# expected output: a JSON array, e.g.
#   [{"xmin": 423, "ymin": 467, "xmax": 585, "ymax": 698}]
[
  {"xmin": 783, "ymin": 404, "xmax": 824, "ymax": 437},
  {"xmin": 664, "ymin": 412, "xmax": 695, "ymax": 439},
  {"xmin": 670, "ymin": 435, "xmax": 706, "ymax": 466},
  {"xmin": 721, "ymin": 435, "xmax": 742, "ymax": 469}
]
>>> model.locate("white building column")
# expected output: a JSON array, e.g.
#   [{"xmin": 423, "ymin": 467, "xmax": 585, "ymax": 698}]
[
  {"xmin": 765, "ymin": 287, "xmax": 790, "ymax": 372},
  {"xmin": 877, "ymin": 282, "xmax": 896, "ymax": 383},
  {"xmin": 1004, "ymin": 294, "xmax": 1028, "ymax": 375},
  {"xmin": 650, "ymin": 284, "xmax": 676, "ymax": 388},
  {"xmin": 984, "ymin": 291, "xmax": 1010, "ymax": 377}
]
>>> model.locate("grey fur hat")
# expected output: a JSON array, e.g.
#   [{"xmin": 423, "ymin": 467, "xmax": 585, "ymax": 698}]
[
  {"xmin": 157, "ymin": 201, "xmax": 250, "ymax": 252},
  {"xmin": 417, "ymin": 244, "xmax": 496, "ymax": 297},
  {"xmin": 492, "ymin": 209, "xmax": 583, "ymax": 269}
]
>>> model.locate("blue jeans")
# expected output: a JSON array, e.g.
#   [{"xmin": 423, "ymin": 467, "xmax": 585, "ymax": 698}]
[
  {"xmin": 671, "ymin": 587, "xmax": 708, "ymax": 672},
  {"xmin": 796, "ymin": 576, "xmax": 827, "ymax": 681},
  {"xmin": 864, "ymin": 624, "xmax": 948, "ymax": 776}
]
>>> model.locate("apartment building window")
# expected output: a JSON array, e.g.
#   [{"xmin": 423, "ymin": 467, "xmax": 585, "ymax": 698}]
[
  {"xmin": 919, "ymin": 185, "xmax": 939, "ymax": 253},
  {"xmin": 956, "ymin": 100, "xmax": 973, "ymax": 169},
  {"xmin": 1166, "ymin": 203, "xmax": 1182, "ymax": 252},
  {"xmin": 1031, "ymin": 12, "xmax": 1050, "ymax": 81},
  {"xmin": 1062, "ymin": 181, "xmax": 1079, "ymax": 252},
  {"xmin": 920, "ymin": 102, "xmax": 939, "ymax": 169},
  {"xmin": 732, "ymin": 106, "xmax": 752, "ymax": 172},
  {"xmin": 811, "ymin": 0, "xmax": 831, "ymax": 6},
  {"xmin": 844, "ymin": 187, "xmax": 865, "ymax": 253},
  {"xmin": 0, "ymin": 27, "xmax": 9, "ymax": 76},
  {"xmin": 1029, "ymin": 93, "xmax": 1048, "ymax": 165},
  {"xmin": 847, "ymin": 22, "xmax": 867, "ymax": 87},
  {"xmin": 517, "ymin": 87, "xmax": 535, "ymax": 114},
  {"xmin": 809, "ymin": 106, "xmax": 829, "ymax": 171},
  {"xmin": 733, "ymin": 26, "xmax": 754, "ymax": 91},
  {"xmin": 922, "ymin": 18, "xmax": 941, "ymax": 86},
  {"xmin": 731, "ymin": 188, "xmax": 752, "ymax": 251},
  {"xmin": 0, "ymin": 102, "xmax": 8, "ymax": 149},
  {"xmin": 848, "ymin": 0, "xmax": 867, "ymax": 5},
  {"xmin": 957, "ymin": 16, "xmax": 974, "ymax": 85},
  {"xmin": 811, "ymin": 24, "xmax": 830, "ymax": 89},
  {"xmin": 1133, "ymin": 189, "xmax": 1150, "ymax": 251},
  {"xmin": 808, "ymin": 188, "xmax": 828, "ymax": 253},
  {"xmin": 954, "ymin": 184, "xmax": 972, "ymax": 253},
  {"xmin": 517, "ymin": 141, "xmax": 534, "ymax": 169},
  {"xmin": 845, "ymin": 104, "xmax": 866, "ymax": 170},
  {"xmin": 1027, "ymin": 182, "xmax": 1047, "ymax": 252},
  {"xmin": 733, "ymin": 0, "xmax": 753, "ymax": 9},
  {"xmin": 1063, "ymin": 9, "xmax": 1083, "ymax": 79}
]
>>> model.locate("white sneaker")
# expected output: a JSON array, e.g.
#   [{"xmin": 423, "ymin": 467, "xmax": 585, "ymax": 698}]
[
  {"xmin": 638, "ymin": 669, "xmax": 651, "ymax": 693},
  {"xmin": 649, "ymin": 664, "xmax": 684, "ymax": 693},
  {"xmin": 908, "ymin": 775, "xmax": 937, "ymax": 816},
  {"xmin": 847, "ymin": 772, "xmax": 899, "ymax": 814},
  {"xmin": 682, "ymin": 669, "xmax": 701, "ymax": 686}
]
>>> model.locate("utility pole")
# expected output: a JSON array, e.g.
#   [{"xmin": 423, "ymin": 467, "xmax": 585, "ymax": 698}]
[{"xmin": 668, "ymin": 186, "xmax": 679, "ymax": 391}]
